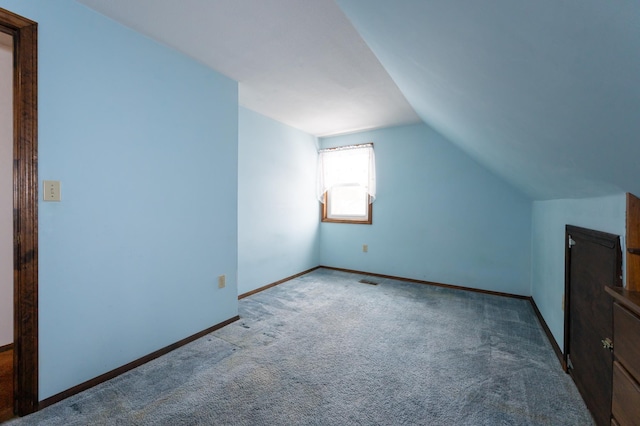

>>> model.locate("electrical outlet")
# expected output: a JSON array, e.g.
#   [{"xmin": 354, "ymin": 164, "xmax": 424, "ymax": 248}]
[
  {"xmin": 218, "ymin": 275, "xmax": 226, "ymax": 289},
  {"xmin": 43, "ymin": 180, "xmax": 61, "ymax": 201},
  {"xmin": 363, "ymin": 244, "xmax": 368, "ymax": 253}
]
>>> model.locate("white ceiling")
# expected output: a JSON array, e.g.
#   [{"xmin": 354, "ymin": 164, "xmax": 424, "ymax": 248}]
[
  {"xmin": 75, "ymin": 0, "xmax": 421, "ymax": 137},
  {"xmin": 76, "ymin": 0, "xmax": 640, "ymax": 200}
]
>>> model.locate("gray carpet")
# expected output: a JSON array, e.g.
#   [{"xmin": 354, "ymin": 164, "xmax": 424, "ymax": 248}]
[{"xmin": 6, "ymin": 268, "xmax": 593, "ymax": 425}]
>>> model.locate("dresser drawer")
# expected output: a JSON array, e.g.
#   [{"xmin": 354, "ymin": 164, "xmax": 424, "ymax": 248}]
[
  {"xmin": 612, "ymin": 361, "xmax": 640, "ymax": 426},
  {"xmin": 614, "ymin": 302, "xmax": 640, "ymax": 381}
]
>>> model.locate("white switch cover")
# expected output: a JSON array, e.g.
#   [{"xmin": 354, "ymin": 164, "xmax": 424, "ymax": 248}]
[
  {"xmin": 218, "ymin": 275, "xmax": 226, "ymax": 289},
  {"xmin": 43, "ymin": 180, "xmax": 61, "ymax": 201}
]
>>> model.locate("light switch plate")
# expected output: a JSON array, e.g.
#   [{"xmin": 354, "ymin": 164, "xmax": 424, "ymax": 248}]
[{"xmin": 43, "ymin": 180, "xmax": 61, "ymax": 201}]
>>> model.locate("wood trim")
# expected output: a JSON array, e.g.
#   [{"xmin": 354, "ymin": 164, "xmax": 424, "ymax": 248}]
[
  {"xmin": 238, "ymin": 267, "xmax": 321, "ymax": 299},
  {"xmin": 627, "ymin": 193, "xmax": 640, "ymax": 291},
  {"xmin": 0, "ymin": 7, "xmax": 39, "ymax": 417},
  {"xmin": 0, "ymin": 343, "xmax": 13, "ymax": 354},
  {"xmin": 567, "ymin": 225, "xmax": 620, "ymax": 249},
  {"xmin": 564, "ymin": 226, "xmax": 572, "ymax": 372},
  {"xmin": 0, "ymin": 347, "xmax": 13, "ymax": 422},
  {"xmin": 319, "ymin": 266, "xmax": 530, "ymax": 300},
  {"xmin": 39, "ymin": 316, "xmax": 240, "ymax": 410},
  {"xmin": 0, "ymin": 8, "xmax": 35, "ymax": 28},
  {"xmin": 529, "ymin": 297, "xmax": 565, "ymax": 370},
  {"xmin": 321, "ymin": 193, "xmax": 373, "ymax": 225}
]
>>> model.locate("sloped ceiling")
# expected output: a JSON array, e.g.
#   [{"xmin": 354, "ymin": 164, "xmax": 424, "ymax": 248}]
[
  {"xmin": 335, "ymin": 0, "xmax": 640, "ymax": 200},
  {"xmin": 76, "ymin": 0, "xmax": 639, "ymax": 200}
]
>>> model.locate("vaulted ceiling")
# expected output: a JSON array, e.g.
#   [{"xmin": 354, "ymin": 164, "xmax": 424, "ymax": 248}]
[{"xmin": 77, "ymin": 0, "xmax": 640, "ymax": 200}]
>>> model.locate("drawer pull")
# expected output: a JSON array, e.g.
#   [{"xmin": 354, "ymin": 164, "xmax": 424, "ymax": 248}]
[{"xmin": 602, "ymin": 337, "xmax": 614, "ymax": 351}]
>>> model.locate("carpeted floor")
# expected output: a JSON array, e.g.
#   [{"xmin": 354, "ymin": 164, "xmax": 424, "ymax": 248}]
[{"xmin": 5, "ymin": 268, "xmax": 593, "ymax": 425}]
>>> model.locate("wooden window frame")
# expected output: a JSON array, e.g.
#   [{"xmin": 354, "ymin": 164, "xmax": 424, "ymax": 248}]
[{"xmin": 321, "ymin": 191, "xmax": 373, "ymax": 225}]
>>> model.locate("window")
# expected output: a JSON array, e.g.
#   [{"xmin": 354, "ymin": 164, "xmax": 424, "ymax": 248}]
[{"xmin": 317, "ymin": 143, "xmax": 376, "ymax": 224}]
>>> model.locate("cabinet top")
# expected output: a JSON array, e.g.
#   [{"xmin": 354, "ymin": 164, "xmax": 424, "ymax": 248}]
[{"xmin": 605, "ymin": 286, "xmax": 640, "ymax": 316}]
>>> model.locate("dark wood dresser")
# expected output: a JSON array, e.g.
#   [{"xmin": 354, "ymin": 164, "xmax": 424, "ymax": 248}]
[{"xmin": 605, "ymin": 287, "xmax": 640, "ymax": 426}]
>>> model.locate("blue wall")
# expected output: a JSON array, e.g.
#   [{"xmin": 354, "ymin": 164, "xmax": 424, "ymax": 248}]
[
  {"xmin": 238, "ymin": 108, "xmax": 320, "ymax": 295},
  {"xmin": 531, "ymin": 194, "xmax": 626, "ymax": 350},
  {"xmin": 2, "ymin": 0, "xmax": 626, "ymax": 405},
  {"xmin": 320, "ymin": 123, "xmax": 532, "ymax": 295},
  {"xmin": 0, "ymin": 0, "xmax": 239, "ymax": 400}
]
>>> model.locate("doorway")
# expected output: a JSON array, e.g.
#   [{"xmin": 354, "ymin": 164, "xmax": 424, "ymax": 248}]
[
  {"xmin": 564, "ymin": 225, "xmax": 622, "ymax": 426},
  {"xmin": 0, "ymin": 7, "xmax": 38, "ymax": 417}
]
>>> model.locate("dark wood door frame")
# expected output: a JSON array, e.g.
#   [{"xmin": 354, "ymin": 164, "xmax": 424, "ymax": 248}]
[{"xmin": 0, "ymin": 7, "xmax": 38, "ymax": 416}]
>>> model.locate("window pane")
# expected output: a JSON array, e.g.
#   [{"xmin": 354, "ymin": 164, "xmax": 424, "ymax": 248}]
[
  {"xmin": 323, "ymin": 149, "xmax": 370, "ymax": 190},
  {"xmin": 328, "ymin": 185, "xmax": 368, "ymax": 218},
  {"xmin": 318, "ymin": 143, "xmax": 375, "ymax": 224}
]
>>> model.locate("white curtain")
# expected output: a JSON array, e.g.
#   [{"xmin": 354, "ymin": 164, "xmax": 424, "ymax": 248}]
[{"xmin": 316, "ymin": 144, "xmax": 376, "ymax": 204}]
